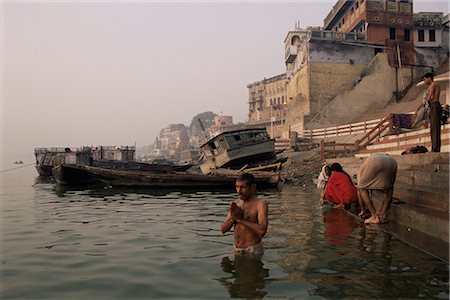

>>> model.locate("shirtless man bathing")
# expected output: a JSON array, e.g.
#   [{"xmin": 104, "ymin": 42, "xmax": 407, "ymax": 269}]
[{"xmin": 220, "ymin": 173, "xmax": 268, "ymax": 256}]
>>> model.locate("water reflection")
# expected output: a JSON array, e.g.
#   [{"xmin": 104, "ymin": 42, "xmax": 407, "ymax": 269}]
[
  {"xmin": 219, "ymin": 255, "xmax": 270, "ymax": 299},
  {"xmin": 322, "ymin": 208, "xmax": 359, "ymax": 254},
  {"xmin": 305, "ymin": 208, "xmax": 449, "ymax": 299}
]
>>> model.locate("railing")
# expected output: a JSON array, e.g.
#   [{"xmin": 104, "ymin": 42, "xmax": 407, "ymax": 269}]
[
  {"xmin": 310, "ymin": 30, "xmax": 366, "ymax": 42},
  {"xmin": 355, "ymin": 114, "xmax": 393, "ymax": 150},
  {"xmin": 319, "ymin": 140, "xmax": 357, "ymax": 161},
  {"xmin": 301, "ymin": 118, "xmax": 384, "ymax": 139},
  {"xmin": 285, "ymin": 45, "xmax": 298, "ymax": 63},
  {"xmin": 318, "ymin": 114, "xmax": 395, "ymax": 161}
]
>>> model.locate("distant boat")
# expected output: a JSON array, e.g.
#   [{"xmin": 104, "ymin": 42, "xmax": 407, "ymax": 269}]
[
  {"xmin": 34, "ymin": 145, "xmax": 137, "ymax": 177},
  {"xmin": 199, "ymin": 127, "xmax": 277, "ymax": 175},
  {"xmin": 83, "ymin": 165, "xmax": 281, "ymax": 188},
  {"xmin": 14, "ymin": 161, "xmax": 24, "ymax": 164}
]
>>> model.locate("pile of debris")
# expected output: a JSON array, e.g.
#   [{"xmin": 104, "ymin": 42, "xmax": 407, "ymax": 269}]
[{"xmin": 280, "ymin": 148, "xmax": 322, "ymax": 192}]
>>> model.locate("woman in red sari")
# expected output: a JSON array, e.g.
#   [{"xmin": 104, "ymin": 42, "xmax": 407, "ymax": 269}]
[{"xmin": 321, "ymin": 163, "xmax": 358, "ymax": 209}]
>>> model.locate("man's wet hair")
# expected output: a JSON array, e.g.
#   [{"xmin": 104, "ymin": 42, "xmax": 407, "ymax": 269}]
[
  {"xmin": 423, "ymin": 72, "xmax": 434, "ymax": 80},
  {"xmin": 237, "ymin": 172, "xmax": 256, "ymax": 186}
]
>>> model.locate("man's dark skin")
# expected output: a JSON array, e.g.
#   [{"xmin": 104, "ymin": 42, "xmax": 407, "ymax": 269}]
[{"xmin": 220, "ymin": 178, "xmax": 268, "ymax": 249}]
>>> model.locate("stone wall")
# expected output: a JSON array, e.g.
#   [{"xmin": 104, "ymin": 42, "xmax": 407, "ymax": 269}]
[{"xmin": 305, "ymin": 53, "xmax": 398, "ymax": 129}]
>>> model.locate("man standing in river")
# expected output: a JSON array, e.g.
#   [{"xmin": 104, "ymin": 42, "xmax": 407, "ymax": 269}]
[{"xmin": 221, "ymin": 173, "xmax": 268, "ymax": 256}]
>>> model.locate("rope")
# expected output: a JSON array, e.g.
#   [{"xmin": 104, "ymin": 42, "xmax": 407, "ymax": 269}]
[{"xmin": 0, "ymin": 163, "xmax": 35, "ymax": 173}]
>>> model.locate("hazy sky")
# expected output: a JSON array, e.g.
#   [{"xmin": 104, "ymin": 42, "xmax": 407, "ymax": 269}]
[{"xmin": 1, "ymin": 1, "xmax": 448, "ymax": 168}]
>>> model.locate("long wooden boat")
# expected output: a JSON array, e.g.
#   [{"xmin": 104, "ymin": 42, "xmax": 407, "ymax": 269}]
[
  {"xmin": 53, "ymin": 161, "xmax": 195, "ymax": 185},
  {"xmin": 84, "ymin": 166, "xmax": 281, "ymax": 188}
]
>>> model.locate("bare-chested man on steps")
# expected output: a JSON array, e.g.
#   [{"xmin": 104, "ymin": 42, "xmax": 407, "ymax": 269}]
[{"xmin": 221, "ymin": 173, "xmax": 268, "ymax": 256}]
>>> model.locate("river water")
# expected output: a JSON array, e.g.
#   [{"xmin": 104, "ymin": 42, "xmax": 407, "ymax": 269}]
[{"xmin": 1, "ymin": 165, "xmax": 448, "ymax": 299}]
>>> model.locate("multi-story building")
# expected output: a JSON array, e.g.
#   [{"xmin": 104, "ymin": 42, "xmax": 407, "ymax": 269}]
[
  {"xmin": 413, "ymin": 12, "xmax": 444, "ymax": 47},
  {"xmin": 157, "ymin": 124, "xmax": 189, "ymax": 159},
  {"xmin": 323, "ymin": 0, "xmax": 414, "ymax": 66},
  {"xmin": 247, "ymin": 74, "xmax": 287, "ymax": 123},
  {"xmin": 413, "ymin": 12, "xmax": 449, "ymax": 68},
  {"xmin": 207, "ymin": 115, "xmax": 234, "ymax": 137},
  {"xmin": 246, "ymin": 0, "xmax": 448, "ymax": 136}
]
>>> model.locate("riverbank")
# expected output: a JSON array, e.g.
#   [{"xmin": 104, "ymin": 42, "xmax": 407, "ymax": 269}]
[
  {"xmin": 280, "ymin": 149, "xmax": 322, "ymax": 192},
  {"xmin": 281, "ymin": 150, "xmax": 449, "ymax": 262}
]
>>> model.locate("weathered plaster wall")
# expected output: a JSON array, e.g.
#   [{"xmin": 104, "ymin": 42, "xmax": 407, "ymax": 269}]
[
  {"xmin": 414, "ymin": 47, "xmax": 450, "ymax": 70},
  {"xmin": 306, "ymin": 53, "xmax": 398, "ymax": 129},
  {"xmin": 308, "ymin": 62, "xmax": 367, "ymax": 116},
  {"xmin": 285, "ymin": 40, "xmax": 375, "ymax": 133},
  {"xmin": 285, "ymin": 64, "xmax": 310, "ymax": 129},
  {"xmin": 309, "ymin": 40, "xmax": 375, "ymax": 64}
]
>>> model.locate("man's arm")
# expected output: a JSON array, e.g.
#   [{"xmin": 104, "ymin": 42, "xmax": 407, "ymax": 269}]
[
  {"xmin": 428, "ymin": 84, "xmax": 436, "ymax": 101},
  {"xmin": 234, "ymin": 200, "xmax": 268, "ymax": 238},
  {"xmin": 220, "ymin": 203, "xmax": 235, "ymax": 234},
  {"xmin": 431, "ymin": 83, "xmax": 440, "ymax": 102}
]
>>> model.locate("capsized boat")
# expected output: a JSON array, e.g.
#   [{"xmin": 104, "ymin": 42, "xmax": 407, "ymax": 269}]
[
  {"xmin": 83, "ymin": 165, "xmax": 281, "ymax": 188},
  {"xmin": 199, "ymin": 127, "xmax": 277, "ymax": 175}
]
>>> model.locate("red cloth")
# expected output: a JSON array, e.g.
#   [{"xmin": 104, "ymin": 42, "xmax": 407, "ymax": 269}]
[{"xmin": 323, "ymin": 172, "xmax": 358, "ymax": 205}]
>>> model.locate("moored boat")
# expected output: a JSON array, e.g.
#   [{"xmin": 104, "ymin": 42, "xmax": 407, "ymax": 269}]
[
  {"xmin": 52, "ymin": 164, "xmax": 100, "ymax": 185},
  {"xmin": 84, "ymin": 165, "xmax": 280, "ymax": 188}
]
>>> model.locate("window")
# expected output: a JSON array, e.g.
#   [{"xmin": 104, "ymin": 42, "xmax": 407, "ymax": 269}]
[
  {"xmin": 404, "ymin": 29, "xmax": 411, "ymax": 41},
  {"xmin": 389, "ymin": 27, "xmax": 396, "ymax": 40},
  {"xmin": 429, "ymin": 29, "xmax": 436, "ymax": 42},
  {"xmin": 418, "ymin": 30, "xmax": 425, "ymax": 42}
]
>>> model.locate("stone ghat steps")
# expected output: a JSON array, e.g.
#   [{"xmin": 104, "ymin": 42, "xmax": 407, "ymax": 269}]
[
  {"xmin": 380, "ymin": 221, "xmax": 449, "ymax": 262},
  {"xmin": 327, "ymin": 153, "xmax": 449, "ymax": 246},
  {"xmin": 356, "ymin": 124, "xmax": 450, "ymax": 157},
  {"xmin": 386, "ymin": 200, "xmax": 449, "ymax": 243},
  {"xmin": 394, "ymin": 183, "xmax": 449, "ymax": 212}
]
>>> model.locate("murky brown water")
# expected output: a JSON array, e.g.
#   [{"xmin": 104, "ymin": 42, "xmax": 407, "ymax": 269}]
[{"xmin": 1, "ymin": 166, "xmax": 448, "ymax": 299}]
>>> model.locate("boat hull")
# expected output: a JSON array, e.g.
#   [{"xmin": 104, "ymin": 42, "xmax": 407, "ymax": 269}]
[
  {"xmin": 35, "ymin": 165, "xmax": 53, "ymax": 177},
  {"xmin": 52, "ymin": 165, "xmax": 100, "ymax": 185},
  {"xmin": 84, "ymin": 166, "xmax": 280, "ymax": 188}
]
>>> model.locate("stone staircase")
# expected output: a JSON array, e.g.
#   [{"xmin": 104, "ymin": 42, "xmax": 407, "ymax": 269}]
[
  {"xmin": 356, "ymin": 124, "xmax": 450, "ymax": 157},
  {"xmin": 327, "ymin": 153, "xmax": 449, "ymax": 261}
]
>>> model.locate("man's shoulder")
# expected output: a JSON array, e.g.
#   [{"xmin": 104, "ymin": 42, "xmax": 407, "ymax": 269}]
[{"xmin": 254, "ymin": 198, "xmax": 268, "ymax": 207}]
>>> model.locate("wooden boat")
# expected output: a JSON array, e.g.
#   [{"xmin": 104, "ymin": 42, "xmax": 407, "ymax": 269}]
[
  {"xmin": 34, "ymin": 147, "xmax": 87, "ymax": 176},
  {"xmin": 84, "ymin": 165, "xmax": 281, "ymax": 188},
  {"xmin": 53, "ymin": 160, "xmax": 195, "ymax": 185},
  {"xmin": 199, "ymin": 127, "xmax": 277, "ymax": 174},
  {"xmin": 52, "ymin": 164, "xmax": 100, "ymax": 185}
]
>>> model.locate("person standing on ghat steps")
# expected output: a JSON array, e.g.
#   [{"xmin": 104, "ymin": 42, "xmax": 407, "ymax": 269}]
[{"xmin": 422, "ymin": 72, "xmax": 442, "ymax": 152}]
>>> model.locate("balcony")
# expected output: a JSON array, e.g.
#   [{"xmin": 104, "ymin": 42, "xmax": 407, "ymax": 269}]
[
  {"xmin": 310, "ymin": 30, "xmax": 366, "ymax": 42},
  {"xmin": 285, "ymin": 45, "xmax": 298, "ymax": 64}
]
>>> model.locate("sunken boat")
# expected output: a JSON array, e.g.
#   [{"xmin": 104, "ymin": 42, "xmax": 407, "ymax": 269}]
[{"xmin": 199, "ymin": 127, "xmax": 277, "ymax": 175}]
